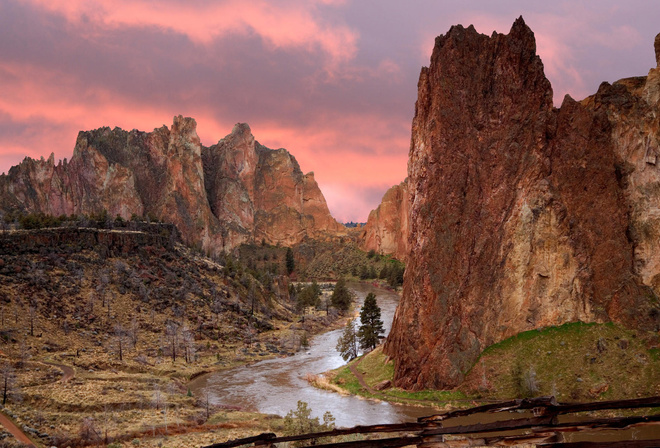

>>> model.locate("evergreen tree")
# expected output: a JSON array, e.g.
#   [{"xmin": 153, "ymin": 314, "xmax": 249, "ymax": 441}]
[
  {"xmin": 286, "ymin": 247, "xmax": 295, "ymax": 275},
  {"xmin": 336, "ymin": 319, "xmax": 358, "ymax": 361},
  {"xmin": 330, "ymin": 278, "xmax": 352, "ymax": 312},
  {"xmin": 357, "ymin": 293, "xmax": 385, "ymax": 351}
]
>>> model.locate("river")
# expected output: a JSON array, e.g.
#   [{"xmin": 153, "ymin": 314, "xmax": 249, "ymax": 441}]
[{"xmin": 188, "ymin": 282, "xmax": 433, "ymax": 427}]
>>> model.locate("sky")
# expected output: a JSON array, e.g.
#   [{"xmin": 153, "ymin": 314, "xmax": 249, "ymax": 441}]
[{"xmin": 0, "ymin": 1, "xmax": 659, "ymax": 222}]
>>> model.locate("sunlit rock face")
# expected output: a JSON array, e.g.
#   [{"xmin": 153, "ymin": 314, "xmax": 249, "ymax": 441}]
[
  {"xmin": 384, "ymin": 18, "xmax": 660, "ymax": 390},
  {"xmin": 0, "ymin": 117, "xmax": 344, "ymax": 253},
  {"xmin": 360, "ymin": 179, "xmax": 409, "ymax": 260}
]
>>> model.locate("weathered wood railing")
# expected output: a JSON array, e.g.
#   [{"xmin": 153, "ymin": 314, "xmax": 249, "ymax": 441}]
[{"xmin": 202, "ymin": 396, "xmax": 660, "ymax": 448}]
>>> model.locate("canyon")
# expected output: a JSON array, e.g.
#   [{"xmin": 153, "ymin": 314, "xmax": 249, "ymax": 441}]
[
  {"xmin": 1, "ymin": 16, "xmax": 659, "ymax": 396},
  {"xmin": 383, "ymin": 17, "xmax": 660, "ymax": 389}
]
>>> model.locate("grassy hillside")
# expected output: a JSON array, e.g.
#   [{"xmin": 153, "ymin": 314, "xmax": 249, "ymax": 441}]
[
  {"xmin": 463, "ymin": 322, "xmax": 660, "ymax": 401},
  {"xmin": 0, "ymin": 227, "xmax": 342, "ymax": 447},
  {"xmin": 324, "ymin": 322, "xmax": 659, "ymax": 408}
]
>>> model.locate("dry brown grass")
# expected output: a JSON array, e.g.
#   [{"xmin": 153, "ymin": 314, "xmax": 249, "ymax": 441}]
[{"xmin": 0, "ymin": 243, "xmax": 343, "ymax": 446}]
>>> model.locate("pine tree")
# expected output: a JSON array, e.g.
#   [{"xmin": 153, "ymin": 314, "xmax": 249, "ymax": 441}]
[
  {"xmin": 336, "ymin": 318, "xmax": 358, "ymax": 361},
  {"xmin": 286, "ymin": 247, "xmax": 295, "ymax": 275},
  {"xmin": 357, "ymin": 293, "xmax": 384, "ymax": 351},
  {"xmin": 330, "ymin": 278, "xmax": 352, "ymax": 313}
]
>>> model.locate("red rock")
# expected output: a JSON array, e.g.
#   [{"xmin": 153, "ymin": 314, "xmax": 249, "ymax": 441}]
[
  {"xmin": 384, "ymin": 17, "xmax": 660, "ymax": 390},
  {"xmin": 0, "ymin": 118, "xmax": 344, "ymax": 254},
  {"xmin": 360, "ymin": 179, "xmax": 409, "ymax": 260}
]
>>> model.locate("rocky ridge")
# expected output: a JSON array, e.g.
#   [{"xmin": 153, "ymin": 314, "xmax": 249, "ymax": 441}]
[
  {"xmin": 359, "ymin": 179, "xmax": 409, "ymax": 260},
  {"xmin": 383, "ymin": 18, "xmax": 660, "ymax": 389},
  {"xmin": 0, "ymin": 119, "xmax": 345, "ymax": 253}
]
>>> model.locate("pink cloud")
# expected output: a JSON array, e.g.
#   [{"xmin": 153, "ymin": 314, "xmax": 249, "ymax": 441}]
[{"xmin": 23, "ymin": 0, "xmax": 358, "ymax": 73}]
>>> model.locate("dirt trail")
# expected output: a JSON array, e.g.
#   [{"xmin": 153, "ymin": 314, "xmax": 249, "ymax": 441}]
[
  {"xmin": 348, "ymin": 357, "xmax": 378, "ymax": 394},
  {"xmin": 42, "ymin": 360, "xmax": 75, "ymax": 382},
  {"xmin": 0, "ymin": 360, "xmax": 74, "ymax": 447},
  {"xmin": 0, "ymin": 412, "xmax": 36, "ymax": 447}
]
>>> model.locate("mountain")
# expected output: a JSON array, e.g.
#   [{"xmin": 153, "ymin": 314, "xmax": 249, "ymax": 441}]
[
  {"xmin": 359, "ymin": 179, "xmax": 409, "ymax": 260},
  {"xmin": 383, "ymin": 17, "xmax": 660, "ymax": 389},
  {"xmin": 0, "ymin": 118, "xmax": 345, "ymax": 253}
]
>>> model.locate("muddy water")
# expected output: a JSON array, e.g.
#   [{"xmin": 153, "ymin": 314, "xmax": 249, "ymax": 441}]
[{"xmin": 189, "ymin": 282, "xmax": 433, "ymax": 427}]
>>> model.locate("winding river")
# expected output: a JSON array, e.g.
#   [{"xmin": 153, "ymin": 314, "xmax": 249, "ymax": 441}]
[{"xmin": 189, "ymin": 282, "xmax": 432, "ymax": 427}]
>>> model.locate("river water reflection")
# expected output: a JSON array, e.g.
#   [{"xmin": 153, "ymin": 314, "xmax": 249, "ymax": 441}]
[{"xmin": 189, "ymin": 282, "xmax": 432, "ymax": 427}]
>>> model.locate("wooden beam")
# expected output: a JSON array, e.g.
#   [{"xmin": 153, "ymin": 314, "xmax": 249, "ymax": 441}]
[
  {"xmin": 202, "ymin": 432, "xmax": 276, "ymax": 448},
  {"xmin": 538, "ymin": 440, "xmax": 660, "ymax": 448},
  {"xmin": 422, "ymin": 414, "xmax": 660, "ymax": 437}
]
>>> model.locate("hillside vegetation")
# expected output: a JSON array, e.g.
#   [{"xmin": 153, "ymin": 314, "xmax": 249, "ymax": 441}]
[
  {"xmin": 326, "ymin": 322, "xmax": 659, "ymax": 407},
  {"xmin": 0, "ymin": 222, "xmax": 344, "ymax": 446}
]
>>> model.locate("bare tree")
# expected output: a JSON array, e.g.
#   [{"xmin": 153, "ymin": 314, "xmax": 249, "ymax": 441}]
[
  {"xmin": 106, "ymin": 292, "xmax": 114, "ymax": 323},
  {"xmin": 164, "ymin": 321, "xmax": 180, "ymax": 362},
  {"xmin": 210, "ymin": 288, "xmax": 223, "ymax": 325},
  {"xmin": 79, "ymin": 417, "xmax": 100, "ymax": 444},
  {"xmin": 152, "ymin": 384, "xmax": 163, "ymax": 410},
  {"xmin": 87, "ymin": 291, "xmax": 95, "ymax": 315},
  {"xmin": 0, "ymin": 363, "xmax": 17, "ymax": 405},
  {"xmin": 198, "ymin": 388, "xmax": 213, "ymax": 421},
  {"xmin": 129, "ymin": 317, "xmax": 139, "ymax": 348},
  {"xmin": 18, "ymin": 339, "xmax": 30, "ymax": 368},
  {"xmin": 181, "ymin": 325, "xmax": 196, "ymax": 364},
  {"xmin": 13, "ymin": 301, "xmax": 18, "ymax": 324},
  {"xmin": 28, "ymin": 302, "xmax": 37, "ymax": 337},
  {"xmin": 113, "ymin": 324, "xmax": 129, "ymax": 362}
]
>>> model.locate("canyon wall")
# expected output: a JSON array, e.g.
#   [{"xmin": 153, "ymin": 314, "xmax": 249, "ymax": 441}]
[
  {"xmin": 360, "ymin": 179, "xmax": 409, "ymax": 259},
  {"xmin": 0, "ymin": 119, "xmax": 345, "ymax": 253},
  {"xmin": 384, "ymin": 17, "xmax": 660, "ymax": 389}
]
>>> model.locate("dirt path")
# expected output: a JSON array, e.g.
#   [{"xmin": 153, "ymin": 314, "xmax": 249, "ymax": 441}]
[
  {"xmin": 0, "ymin": 412, "xmax": 36, "ymax": 447},
  {"xmin": 348, "ymin": 356, "xmax": 378, "ymax": 394},
  {"xmin": 42, "ymin": 360, "xmax": 75, "ymax": 382},
  {"xmin": 0, "ymin": 360, "xmax": 75, "ymax": 447}
]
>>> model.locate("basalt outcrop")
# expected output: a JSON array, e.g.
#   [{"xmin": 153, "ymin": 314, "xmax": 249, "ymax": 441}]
[
  {"xmin": 0, "ymin": 119, "xmax": 344, "ymax": 253},
  {"xmin": 359, "ymin": 179, "xmax": 409, "ymax": 259},
  {"xmin": 384, "ymin": 18, "xmax": 660, "ymax": 389}
]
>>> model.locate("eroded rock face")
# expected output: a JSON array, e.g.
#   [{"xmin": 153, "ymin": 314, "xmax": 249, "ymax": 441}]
[
  {"xmin": 0, "ymin": 118, "xmax": 344, "ymax": 253},
  {"xmin": 360, "ymin": 179, "xmax": 409, "ymax": 259},
  {"xmin": 383, "ymin": 17, "xmax": 660, "ymax": 390}
]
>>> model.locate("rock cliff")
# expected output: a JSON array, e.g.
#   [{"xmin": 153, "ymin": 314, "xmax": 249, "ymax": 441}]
[
  {"xmin": 384, "ymin": 18, "xmax": 660, "ymax": 389},
  {"xmin": 360, "ymin": 179, "xmax": 409, "ymax": 259},
  {"xmin": 0, "ymin": 119, "xmax": 344, "ymax": 253}
]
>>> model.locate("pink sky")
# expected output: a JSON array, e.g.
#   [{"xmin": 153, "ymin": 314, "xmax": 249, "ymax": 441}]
[{"xmin": 1, "ymin": 1, "xmax": 658, "ymax": 222}]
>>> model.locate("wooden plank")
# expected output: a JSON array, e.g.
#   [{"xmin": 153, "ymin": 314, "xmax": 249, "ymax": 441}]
[
  {"xmin": 538, "ymin": 440, "xmax": 660, "ymax": 448},
  {"xmin": 203, "ymin": 423, "xmax": 424, "ymax": 448},
  {"xmin": 422, "ymin": 414, "xmax": 660, "ymax": 437},
  {"xmin": 418, "ymin": 400, "xmax": 522, "ymax": 422},
  {"xmin": 252, "ymin": 422, "xmax": 425, "ymax": 445},
  {"xmin": 420, "ymin": 396, "xmax": 660, "ymax": 422},
  {"xmin": 202, "ymin": 432, "xmax": 276, "ymax": 448},
  {"xmin": 280, "ymin": 435, "xmax": 425, "ymax": 448}
]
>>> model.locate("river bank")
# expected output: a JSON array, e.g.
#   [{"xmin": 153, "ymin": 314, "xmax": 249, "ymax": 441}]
[{"xmin": 188, "ymin": 282, "xmax": 436, "ymax": 427}]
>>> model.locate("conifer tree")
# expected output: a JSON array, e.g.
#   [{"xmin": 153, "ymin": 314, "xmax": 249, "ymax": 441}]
[
  {"xmin": 330, "ymin": 278, "xmax": 352, "ymax": 312},
  {"xmin": 357, "ymin": 292, "xmax": 384, "ymax": 351},
  {"xmin": 286, "ymin": 247, "xmax": 295, "ymax": 275},
  {"xmin": 336, "ymin": 318, "xmax": 358, "ymax": 361}
]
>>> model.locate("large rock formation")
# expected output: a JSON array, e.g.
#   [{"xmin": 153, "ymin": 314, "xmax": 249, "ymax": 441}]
[
  {"xmin": 360, "ymin": 179, "xmax": 409, "ymax": 259},
  {"xmin": 384, "ymin": 18, "xmax": 660, "ymax": 389},
  {"xmin": 0, "ymin": 118, "xmax": 344, "ymax": 253}
]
